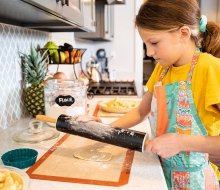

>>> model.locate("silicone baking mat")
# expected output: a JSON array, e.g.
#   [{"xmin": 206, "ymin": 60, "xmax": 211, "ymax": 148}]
[{"xmin": 27, "ymin": 134, "xmax": 134, "ymax": 186}]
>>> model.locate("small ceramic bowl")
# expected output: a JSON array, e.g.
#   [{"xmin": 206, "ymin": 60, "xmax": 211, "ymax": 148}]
[{"xmin": 1, "ymin": 148, "xmax": 38, "ymax": 169}]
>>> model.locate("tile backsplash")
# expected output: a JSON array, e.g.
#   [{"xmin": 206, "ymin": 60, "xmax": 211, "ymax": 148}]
[{"xmin": 0, "ymin": 23, "xmax": 49, "ymax": 129}]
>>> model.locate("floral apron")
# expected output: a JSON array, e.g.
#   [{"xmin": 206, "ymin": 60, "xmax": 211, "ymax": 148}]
[{"xmin": 149, "ymin": 50, "xmax": 219, "ymax": 190}]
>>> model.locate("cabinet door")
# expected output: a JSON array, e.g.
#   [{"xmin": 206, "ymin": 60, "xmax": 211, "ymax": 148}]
[
  {"xmin": 23, "ymin": 0, "xmax": 62, "ymax": 13},
  {"xmin": 74, "ymin": 1, "xmax": 114, "ymax": 41},
  {"xmin": 82, "ymin": 0, "xmax": 96, "ymax": 32},
  {"xmin": 23, "ymin": 0, "xmax": 84, "ymax": 27},
  {"xmin": 104, "ymin": 4, "xmax": 114, "ymax": 40},
  {"xmin": 58, "ymin": 0, "xmax": 84, "ymax": 26}
]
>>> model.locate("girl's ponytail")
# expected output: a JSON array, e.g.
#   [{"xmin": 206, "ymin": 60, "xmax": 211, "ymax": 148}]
[{"xmin": 202, "ymin": 22, "xmax": 220, "ymax": 58}]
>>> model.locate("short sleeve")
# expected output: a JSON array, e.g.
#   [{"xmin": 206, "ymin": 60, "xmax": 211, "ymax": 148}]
[
  {"xmin": 205, "ymin": 60, "xmax": 220, "ymax": 113},
  {"xmin": 146, "ymin": 63, "xmax": 164, "ymax": 93}
]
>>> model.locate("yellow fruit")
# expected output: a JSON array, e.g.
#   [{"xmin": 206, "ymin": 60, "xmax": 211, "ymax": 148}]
[
  {"xmin": 53, "ymin": 51, "xmax": 66, "ymax": 64},
  {"xmin": 64, "ymin": 51, "xmax": 73, "ymax": 64},
  {"xmin": 43, "ymin": 41, "xmax": 58, "ymax": 56}
]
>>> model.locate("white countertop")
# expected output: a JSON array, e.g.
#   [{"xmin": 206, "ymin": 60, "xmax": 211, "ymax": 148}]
[{"xmin": 0, "ymin": 97, "xmax": 168, "ymax": 190}]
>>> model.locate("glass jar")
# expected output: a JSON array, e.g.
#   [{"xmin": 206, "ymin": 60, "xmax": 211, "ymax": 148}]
[{"xmin": 44, "ymin": 79, "xmax": 87, "ymax": 126}]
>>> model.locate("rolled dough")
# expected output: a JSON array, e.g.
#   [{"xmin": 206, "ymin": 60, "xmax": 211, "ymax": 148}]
[{"xmin": 73, "ymin": 147, "xmax": 112, "ymax": 162}]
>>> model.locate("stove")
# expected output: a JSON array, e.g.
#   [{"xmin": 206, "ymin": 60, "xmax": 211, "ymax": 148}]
[{"xmin": 87, "ymin": 81, "xmax": 137, "ymax": 96}]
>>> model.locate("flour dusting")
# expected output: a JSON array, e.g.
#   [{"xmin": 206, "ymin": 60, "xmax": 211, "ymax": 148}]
[
  {"xmin": 65, "ymin": 115, "xmax": 116, "ymax": 139},
  {"xmin": 57, "ymin": 115, "xmax": 147, "ymax": 152}
]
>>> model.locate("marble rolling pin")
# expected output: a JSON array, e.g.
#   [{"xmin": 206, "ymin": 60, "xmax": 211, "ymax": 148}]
[{"xmin": 36, "ymin": 114, "xmax": 149, "ymax": 152}]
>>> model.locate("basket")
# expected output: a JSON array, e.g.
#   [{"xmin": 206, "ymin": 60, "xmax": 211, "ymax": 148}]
[
  {"xmin": 41, "ymin": 47, "xmax": 86, "ymax": 65},
  {"xmin": 1, "ymin": 148, "xmax": 38, "ymax": 169}
]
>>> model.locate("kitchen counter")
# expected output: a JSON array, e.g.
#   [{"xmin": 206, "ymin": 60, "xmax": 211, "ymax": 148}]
[{"xmin": 0, "ymin": 97, "xmax": 168, "ymax": 190}]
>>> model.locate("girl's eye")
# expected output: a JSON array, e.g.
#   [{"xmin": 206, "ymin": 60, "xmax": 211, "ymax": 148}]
[{"xmin": 151, "ymin": 42, "xmax": 158, "ymax": 45}]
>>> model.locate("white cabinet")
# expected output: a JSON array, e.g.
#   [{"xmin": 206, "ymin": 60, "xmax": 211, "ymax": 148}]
[
  {"xmin": 57, "ymin": 0, "xmax": 96, "ymax": 32},
  {"xmin": 82, "ymin": 0, "xmax": 96, "ymax": 32},
  {"xmin": 75, "ymin": 1, "xmax": 115, "ymax": 41},
  {"xmin": 0, "ymin": 0, "xmax": 95, "ymax": 32},
  {"xmin": 22, "ymin": 0, "xmax": 85, "ymax": 29},
  {"xmin": 104, "ymin": 4, "xmax": 114, "ymax": 40},
  {"xmin": 56, "ymin": 0, "xmax": 84, "ymax": 27},
  {"xmin": 27, "ymin": 0, "xmax": 96, "ymax": 32}
]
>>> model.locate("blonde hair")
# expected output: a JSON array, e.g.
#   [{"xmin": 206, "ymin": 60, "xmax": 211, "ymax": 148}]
[{"xmin": 135, "ymin": 0, "xmax": 220, "ymax": 58}]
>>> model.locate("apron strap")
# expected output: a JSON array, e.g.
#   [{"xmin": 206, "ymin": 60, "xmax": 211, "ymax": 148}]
[
  {"xmin": 187, "ymin": 49, "xmax": 200, "ymax": 84},
  {"xmin": 158, "ymin": 67, "xmax": 169, "ymax": 82},
  {"xmin": 157, "ymin": 48, "xmax": 201, "ymax": 84}
]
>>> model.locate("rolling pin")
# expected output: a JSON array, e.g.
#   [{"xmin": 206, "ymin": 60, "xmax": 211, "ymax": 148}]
[{"xmin": 36, "ymin": 114, "xmax": 149, "ymax": 152}]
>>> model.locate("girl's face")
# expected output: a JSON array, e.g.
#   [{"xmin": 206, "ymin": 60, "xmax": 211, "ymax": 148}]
[{"xmin": 138, "ymin": 27, "xmax": 188, "ymax": 67}]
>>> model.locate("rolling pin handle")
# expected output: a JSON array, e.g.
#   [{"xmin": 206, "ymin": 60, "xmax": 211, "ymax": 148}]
[
  {"xmin": 36, "ymin": 115, "xmax": 57, "ymax": 123},
  {"xmin": 141, "ymin": 133, "xmax": 150, "ymax": 152}
]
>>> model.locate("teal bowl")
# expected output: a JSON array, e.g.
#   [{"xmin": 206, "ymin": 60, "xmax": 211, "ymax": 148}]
[{"xmin": 1, "ymin": 148, "xmax": 38, "ymax": 169}]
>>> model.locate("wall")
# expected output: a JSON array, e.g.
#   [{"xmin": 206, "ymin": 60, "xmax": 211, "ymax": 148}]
[
  {"xmin": 0, "ymin": 0, "xmax": 143, "ymax": 128},
  {"xmin": 0, "ymin": 24, "xmax": 97, "ymax": 129},
  {"xmin": 0, "ymin": 23, "xmax": 49, "ymax": 129},
  {"xmin": 49, "ymin": 0, "xmax": 143, "ymax": 82},
  {"xmin": 90, "ymin": 0, "xmax": 142, "ymax": 81},
  {"xmin": 200, "ymin": 0, "xmax": 219, "ymax": 22},
  {"xmin": 93, "ymin": 2, "xmax": 136, "ymax": 80}
]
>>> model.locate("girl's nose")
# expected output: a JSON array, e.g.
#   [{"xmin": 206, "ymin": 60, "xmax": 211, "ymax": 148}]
[{"xmin": 146, "ymin": 46, "xmax": 154, "ymax": 57}]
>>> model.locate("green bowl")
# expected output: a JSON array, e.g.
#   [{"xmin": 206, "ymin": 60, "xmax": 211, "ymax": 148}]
[{"xmin": 1, "ymin": 148, "xmax": 38, "ymax": 169}]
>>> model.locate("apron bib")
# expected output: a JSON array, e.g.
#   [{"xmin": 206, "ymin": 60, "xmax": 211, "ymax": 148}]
[{"xmin": 149, "ymin": 50, "xmax": 219, "ymax": 190}]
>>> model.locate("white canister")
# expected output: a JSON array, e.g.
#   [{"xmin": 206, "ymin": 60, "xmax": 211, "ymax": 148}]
[{"xmin": 44, "ymin": 79, "xmax": 87, "ymax": 126}]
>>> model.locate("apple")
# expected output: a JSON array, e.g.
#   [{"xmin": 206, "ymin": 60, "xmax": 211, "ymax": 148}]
[
  {"xmin": 53, "ymin": 72, "xmax": 67, "ymax": 79},
  {"xmin": 53, "ymin": 51, "xmax": 66, "ymax": 64},
  {"xmin": 43, "ymin": 41, "xmax": 58, "ymax": 56}
]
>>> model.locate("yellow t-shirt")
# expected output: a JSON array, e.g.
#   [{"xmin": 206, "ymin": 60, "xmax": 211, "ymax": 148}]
[{"xmin": 147, "ymin": 52, "xmax": 220, "ymax": 179}]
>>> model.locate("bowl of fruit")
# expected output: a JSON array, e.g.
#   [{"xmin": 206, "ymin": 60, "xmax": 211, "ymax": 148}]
[{"xmin": 0, "ymin": 165, "xmax": 30, "ymax": 190}]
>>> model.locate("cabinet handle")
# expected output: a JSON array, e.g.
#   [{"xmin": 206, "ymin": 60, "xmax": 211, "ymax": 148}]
[
  {"xmin": 56, "ymin": 0, "xmax": 68, "ymax": 6},
  {"xmin": 65, "ymin": 0, "xmax": 69, "ymax": 6}
]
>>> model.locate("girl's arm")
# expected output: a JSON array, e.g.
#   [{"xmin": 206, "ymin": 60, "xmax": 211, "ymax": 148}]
[
  {"xmin": 146, "ymin": 132, "xmax": 220, "ymax": 158},
  {"xmin": 185, "ymin": 103, "xmax": 220, "ymax": 155},
  {"xmin": 181, "ymin": 135, "xmax": 220, "ymax": 156},
  {"xmin": 111, "ymin": 91, "xmax": 152, "ymax": 128},
  {"xmin": 146, "ymin": 103, "xmax": 220, "ymax": 158},
  {"xmin": 184, "ymin": 103, "xmax": 220, "ymax": 155}
]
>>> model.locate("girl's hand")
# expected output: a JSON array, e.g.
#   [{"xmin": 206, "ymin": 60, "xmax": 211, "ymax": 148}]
[{"xmin": 145, "ymin": 133, "xmax": 183, "ymax": 158}]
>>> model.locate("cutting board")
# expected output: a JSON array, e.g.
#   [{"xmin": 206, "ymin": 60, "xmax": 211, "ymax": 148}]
[
  {"xmin": 27, "ymin": 134, "xmax": 134, "ymax": 186},
  {"xmin": 93, "ymin": 99, "xmax": 141, "ymax": 118},
  {"xmin": 93, "ymin": 104, "xmax": 125, "ymax": 118}
]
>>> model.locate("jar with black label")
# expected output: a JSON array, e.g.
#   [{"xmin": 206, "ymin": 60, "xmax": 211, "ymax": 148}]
[{"xmin": 44, "ymin": 79, "xmax": 87, "ymax": 126}]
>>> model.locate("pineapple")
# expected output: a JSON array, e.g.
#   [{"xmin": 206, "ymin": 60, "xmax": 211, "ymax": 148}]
[{"xmin": 21, "ymin": 45, "xmax": 48, "ymax": 117}]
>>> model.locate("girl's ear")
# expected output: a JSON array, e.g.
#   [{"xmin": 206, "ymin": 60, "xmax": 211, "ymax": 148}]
[{"xmin": 179, "ymin": 26, "xmax": 192, "ymax": 40}]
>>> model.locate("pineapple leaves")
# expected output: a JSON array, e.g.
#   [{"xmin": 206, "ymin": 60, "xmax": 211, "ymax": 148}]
[{"xmin": 20, "ymin": 44, "xmax": 48, "ymax": 85}]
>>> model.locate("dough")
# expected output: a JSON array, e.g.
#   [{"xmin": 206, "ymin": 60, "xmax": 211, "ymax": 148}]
[
  {"xmin": 73, "ymin": 147, "xmax": 112, "ymax": 162},
  {"xmin": 99, "ymin": 98, "xmax": 140, "ymax": 113}
]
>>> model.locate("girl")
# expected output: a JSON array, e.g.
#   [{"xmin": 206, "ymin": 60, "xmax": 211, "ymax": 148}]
[{"xmin": 111, "ymin": 0, "xmax": 220, "ymax": 189}]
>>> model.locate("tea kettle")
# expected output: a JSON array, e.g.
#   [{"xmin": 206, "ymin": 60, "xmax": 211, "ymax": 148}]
[{"xmin": 86, "ymin": 56, "xmax": 102, "ymax": 83}]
